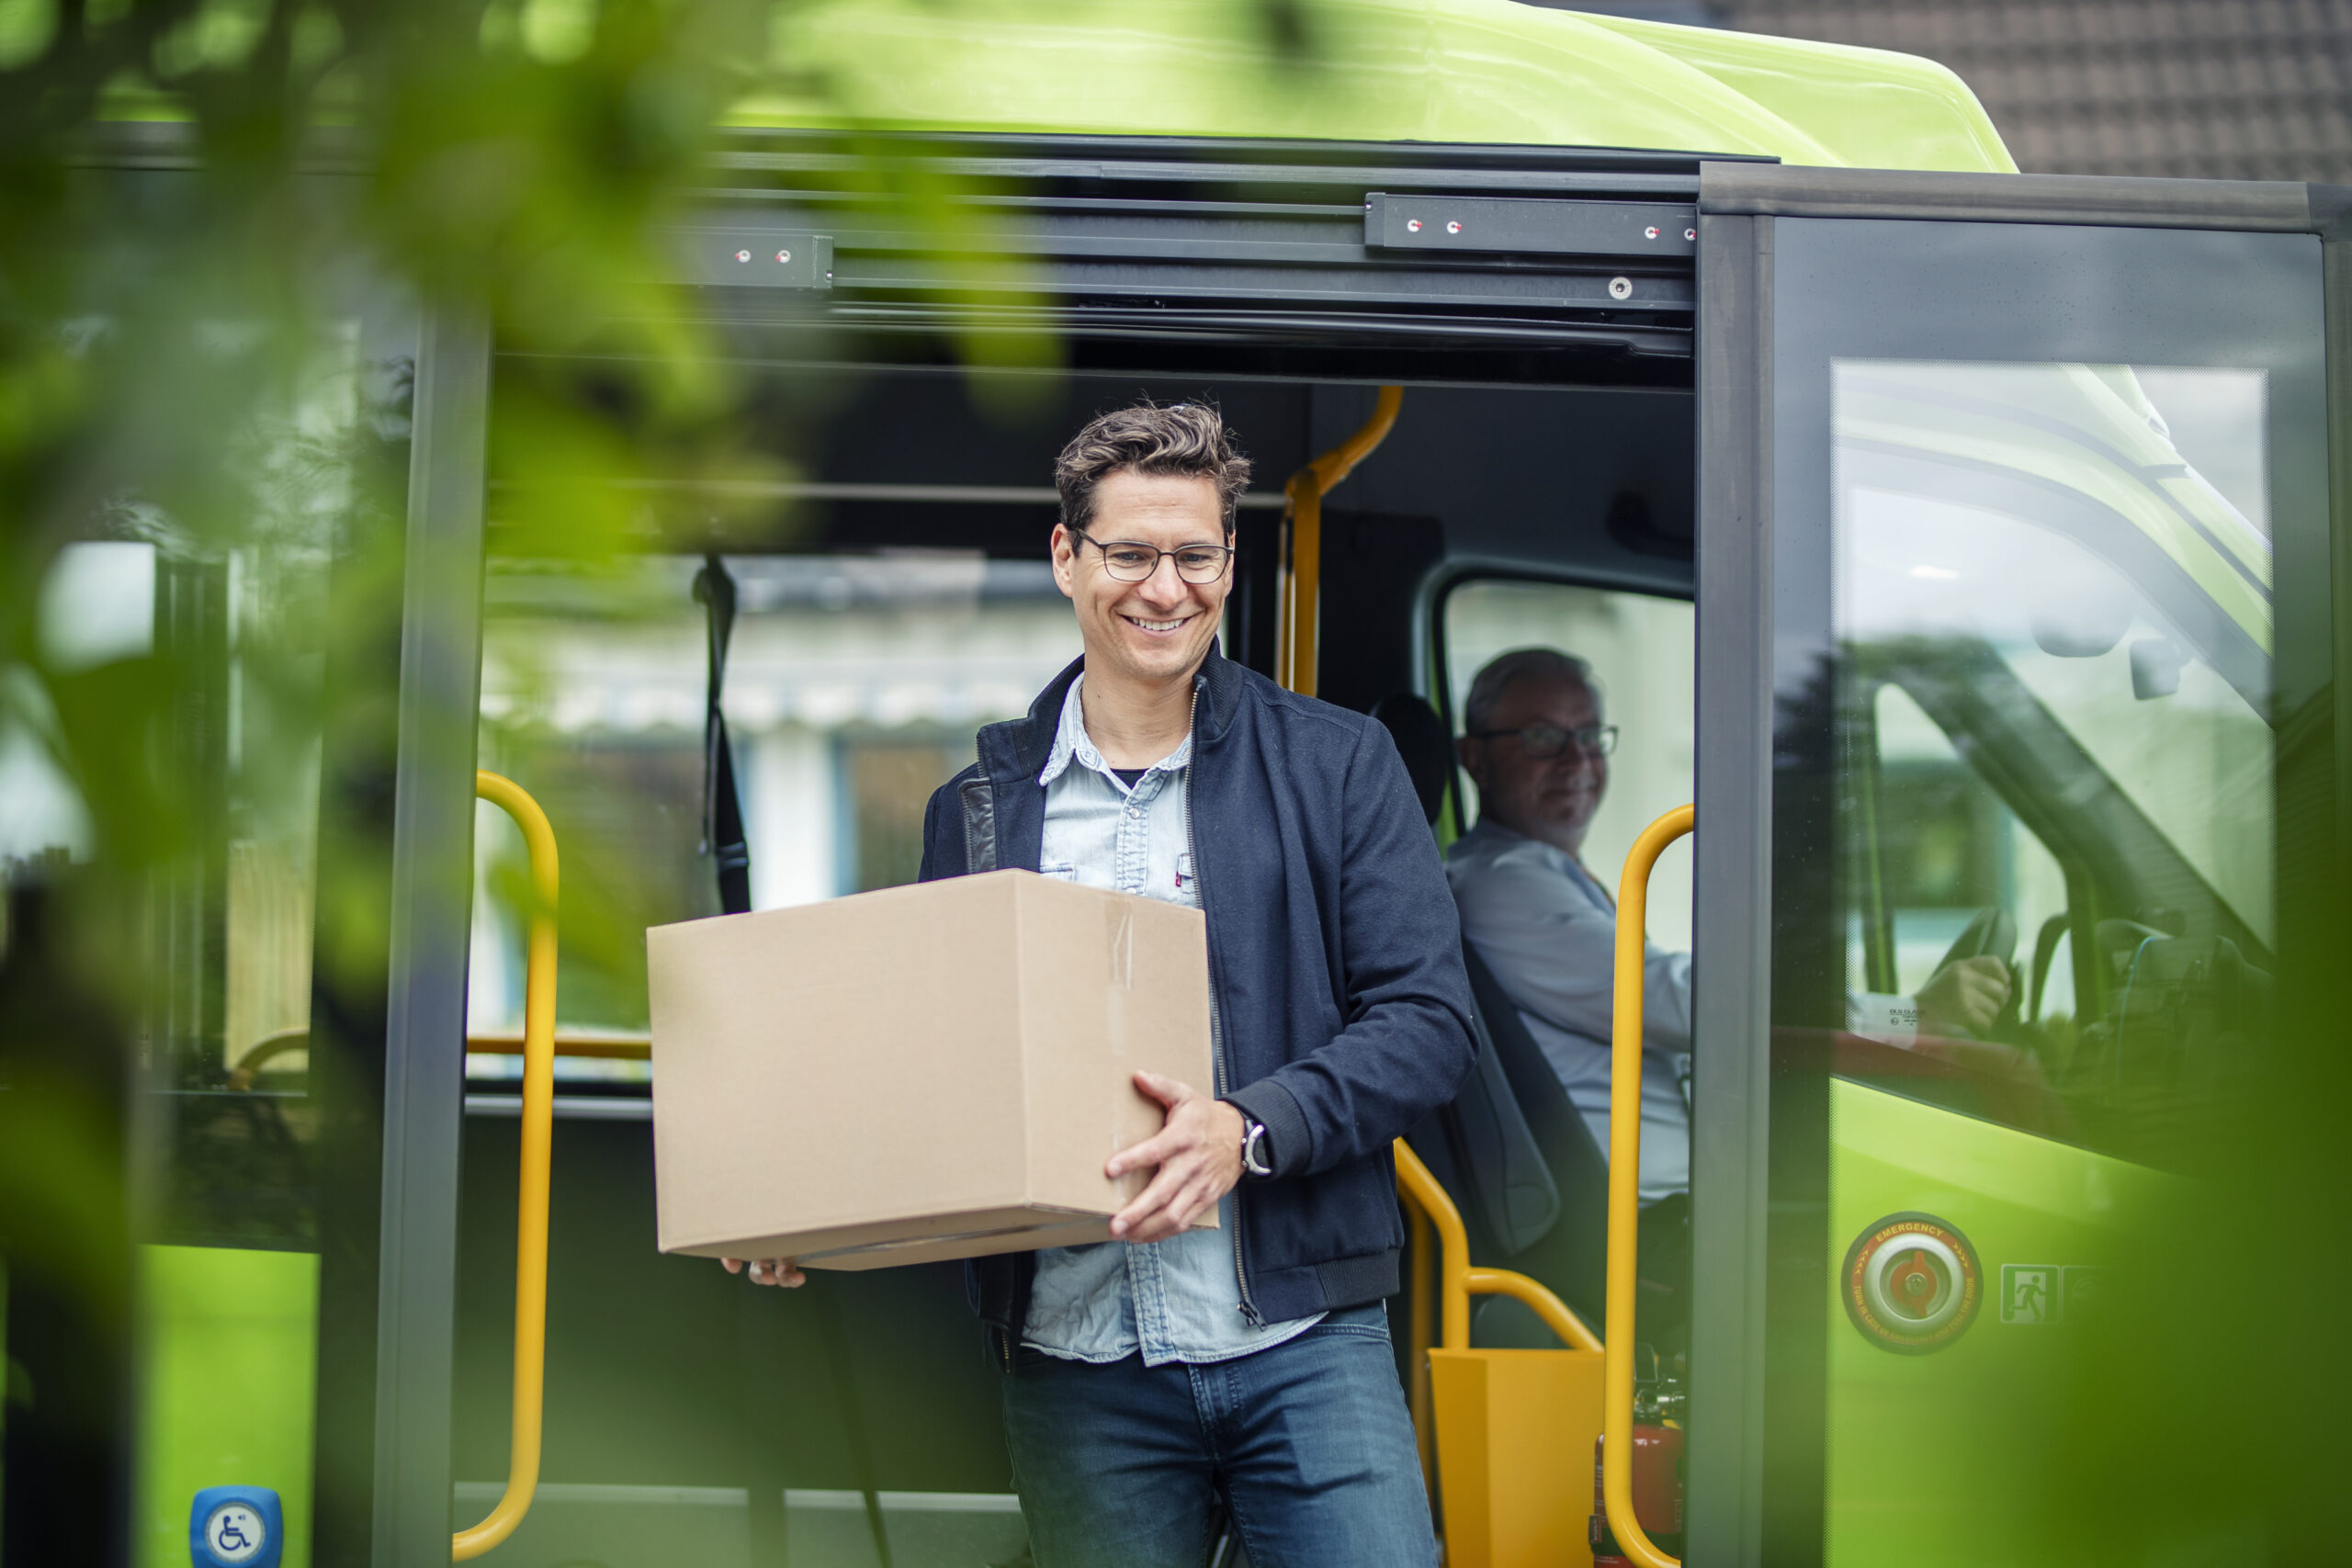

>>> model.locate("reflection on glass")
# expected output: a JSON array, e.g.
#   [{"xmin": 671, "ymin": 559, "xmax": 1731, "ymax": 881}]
[{"xmin": 1831, "ymin": 359, "xmax": 2275, "ymax": 1171}]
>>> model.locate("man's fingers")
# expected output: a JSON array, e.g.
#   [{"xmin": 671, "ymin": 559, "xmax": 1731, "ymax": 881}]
[
  {"xmin": 1132, "ymin": 1069, "xmax": 1195, "ymax": 1110},
  {"xmin": 1107, "ymin": 1127, "xmax": 1182, "ymax": 1181},
  {"xmin": 1111, "ymin": 1158, "xmax": 1195, "ymax": 1239},
  {"xmin": 1122, "ymin": 1178, "xmax": 1210, "ymax": 1244},
  {"xmin": 1107, "ymin": 1101, "xmax": 1212, "ymax": 1179},
  {"xmin": 745, "ymin": 1258, "xmax": 806, "ymax": 1288},
  {"xmin": 722, "ymin": 1257, "xmax": 745, "ymax": 1274}
]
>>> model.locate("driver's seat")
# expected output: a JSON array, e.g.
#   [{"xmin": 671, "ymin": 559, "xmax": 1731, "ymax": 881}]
[{"xmin": 1374, "ymin": 692, "xmax": 1611, "ymax": 1337}]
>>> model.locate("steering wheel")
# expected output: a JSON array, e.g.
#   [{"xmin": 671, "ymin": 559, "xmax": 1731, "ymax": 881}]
[
  {"xmin": 1928, "ymin": 907, "xmax": 2021, "ymax": 1039},
  {"xmin": 1934, "ymin": 907, "xmax": 2017, "ymax": 972}
]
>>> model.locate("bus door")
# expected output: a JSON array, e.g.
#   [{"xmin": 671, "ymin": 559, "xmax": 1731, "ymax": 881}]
[{"xmin": 1689, "ymin": 166, "xmax": 2343, "ymax": 1567}]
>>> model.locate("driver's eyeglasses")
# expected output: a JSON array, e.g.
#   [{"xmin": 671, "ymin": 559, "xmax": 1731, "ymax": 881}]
[
  {"xmin": 1073, "ymin": 532, "xmax": 1235, "ymax": 584},
  {"xmin": 1468, "ymin": 722, "xmax": 1619, "ymax": 760}
]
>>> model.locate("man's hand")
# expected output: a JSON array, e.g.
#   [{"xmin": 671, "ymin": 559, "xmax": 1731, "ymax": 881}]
[
  {"xmin": 1105, "ymin": 1070, "xmax": 1245, "ymax": 1245},
  {"xmin": 1916, "ymin": 955, "xmax": 2012, "ymax": 1039},
  {"xmin": 722, "ymin": 1256, "xmax": 806, "ymax": 1289}
]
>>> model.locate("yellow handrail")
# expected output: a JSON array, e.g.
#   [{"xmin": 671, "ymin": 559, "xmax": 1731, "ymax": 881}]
[
  {"xmin": 1602, "ymin": 805, "xmax": 1693, "ymax": 1568},
  {"xmin": 455, "ymin": 772, "xmax": 561, "ymax": 1562},
  {"xmin": 1405, "ymin": 1192, "xmax": 1435, "ymax": 1487},
  {"xmin": 1393, "ymin": 1138, "xmax": 1601, "ymax": 1355},
  {"xmin": 228, "ymin": 1029, "xmax": 650, "ymax": 1088},
  {"xmin": 1277, "ymin": 386, "xmax": 1402, "ymax": 696}
]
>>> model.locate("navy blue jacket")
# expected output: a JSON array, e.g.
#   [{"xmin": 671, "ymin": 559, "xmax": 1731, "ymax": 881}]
[{"xmin": 917, "ymin": 646, "xmax": 1478, "ymax": 1358}]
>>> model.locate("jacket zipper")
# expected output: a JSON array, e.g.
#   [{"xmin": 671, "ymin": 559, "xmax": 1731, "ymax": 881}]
[{"xmin": 1182, "ymin": 711, "xmax": 1263, "ymax": 1329}]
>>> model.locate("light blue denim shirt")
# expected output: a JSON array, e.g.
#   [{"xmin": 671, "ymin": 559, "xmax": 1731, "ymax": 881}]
[{"xmin": 1022, "ymin": 674, "xmax": 1325, "ymax": 1366}]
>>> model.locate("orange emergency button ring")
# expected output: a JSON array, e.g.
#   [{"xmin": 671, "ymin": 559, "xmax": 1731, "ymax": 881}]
[{"xmin": 1841, "ymin": 1212, "xmax": 1984, "ymax": 1354}]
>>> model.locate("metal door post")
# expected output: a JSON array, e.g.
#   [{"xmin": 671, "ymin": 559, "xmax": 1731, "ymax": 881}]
[{"xmin": 373, "ymin": 296, "xmax": 492, "ymax": 1567}]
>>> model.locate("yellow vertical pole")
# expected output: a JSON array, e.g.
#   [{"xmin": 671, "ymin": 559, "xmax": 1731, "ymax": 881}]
[
  {"xmin": 1601, "ymin": 805, "xmax": 1693, "ymax": 1568},
  {"xmin": 454, "ymin": 772, "xmax": 560, "ymax": 1561},
  {"xmin": 1408, "ymin": 1194, "xmax": 1436, "ymax": 1488},
  {"xmin": 1276, "ymin": 386, "xmax": 1402, "ymax": 697}
]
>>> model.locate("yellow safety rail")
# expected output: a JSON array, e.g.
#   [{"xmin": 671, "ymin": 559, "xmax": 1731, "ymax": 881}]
[
  {"xmin": 1603, "ymin": 805, "xmax": 1693, "ymax": 1568},
  {"xmin": 1277, "ymin": 386, "xmax": 1402, "ymax": 696},
  {"xmin": 1392, "ymin": 1213, "xmax": 1430, "ymax": 1495},
  {"xmin": 1395, "ymin": 1139, "xmax": 1602, "ymax": 1355},
  {"xmin": 455, "ymin": 772, "xmax": 561, "ymax": 1562}
]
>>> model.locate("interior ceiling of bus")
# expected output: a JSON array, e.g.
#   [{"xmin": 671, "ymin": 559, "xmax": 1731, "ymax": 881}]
[{"xmin": 492, "ymin": 367, "xmax": 1696, "ymax": 603}]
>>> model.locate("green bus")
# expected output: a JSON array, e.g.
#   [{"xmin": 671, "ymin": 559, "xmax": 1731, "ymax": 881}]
[{"xmin": 14, "ymin": 2, "xmax": 2344, "ymax": 1565}]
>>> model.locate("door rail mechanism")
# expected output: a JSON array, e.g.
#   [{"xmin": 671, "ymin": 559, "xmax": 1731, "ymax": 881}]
[
  {"xmin": 1604, "ymin": 804, "xmax": 1694, "ymax": 1568},
  {"xmin": 454, "ymin": 772, "xmax": 561, "ymax": 1562}
]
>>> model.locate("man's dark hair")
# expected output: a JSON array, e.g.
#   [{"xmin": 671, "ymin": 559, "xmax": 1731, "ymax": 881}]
[{"xmin": 1054, "ymin": 401, "xmax": 1253, "ymax": 537}]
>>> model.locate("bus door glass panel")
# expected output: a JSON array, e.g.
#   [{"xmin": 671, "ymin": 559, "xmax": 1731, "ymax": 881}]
[
  {"xmin": 22, "ymin": 325, "xmax": 391, "ymax": 1559},
  {"xmin": 1750, "ymin": 216, "xmax": 2328, "ymax": 1568}
]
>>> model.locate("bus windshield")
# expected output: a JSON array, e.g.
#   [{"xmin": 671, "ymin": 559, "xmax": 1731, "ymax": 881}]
[{"xmin": 1830, "ymin": 357, "xmax": 2277, "ymax": 1170}]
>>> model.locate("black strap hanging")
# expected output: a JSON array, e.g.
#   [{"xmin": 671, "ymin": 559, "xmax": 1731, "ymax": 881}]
[{"xmin": 694, "ymin": 554, "xmax": 752, "ymax": 916}]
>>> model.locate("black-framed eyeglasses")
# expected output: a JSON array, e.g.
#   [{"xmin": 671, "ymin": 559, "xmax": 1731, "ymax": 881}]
[
  {"xmin": 1071, "ymin": 532, "xmax": 1235, "ymax": 584},
  {"xmin": 1466, "ymin": 722, "xmax": 1618, "ymax": 760}
]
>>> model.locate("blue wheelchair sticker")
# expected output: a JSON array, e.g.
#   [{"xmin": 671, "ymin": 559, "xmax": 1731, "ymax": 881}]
[{"xmin": 190, "ymin": 1485, "xmax": 282, "ymax": 1568}]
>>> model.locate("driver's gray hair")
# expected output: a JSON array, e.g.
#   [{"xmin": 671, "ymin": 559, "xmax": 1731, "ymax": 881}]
[{"xmin": 1462, "ymin": 648, "xmax": 1602, "ymax": 735}]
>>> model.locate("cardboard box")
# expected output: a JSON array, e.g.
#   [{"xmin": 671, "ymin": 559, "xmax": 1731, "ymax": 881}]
[{"xmin": 648, "ymin": 869, "xmax": 1216, "ymax": 1269}]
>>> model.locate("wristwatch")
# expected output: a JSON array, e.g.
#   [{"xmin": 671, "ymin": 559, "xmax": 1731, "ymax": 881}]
[{"xmin": 1239, "ymin": 1115, "xmax": 1273, "ymax": 1179}]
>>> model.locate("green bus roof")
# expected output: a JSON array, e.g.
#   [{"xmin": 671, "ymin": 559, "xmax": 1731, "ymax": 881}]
[{"xmin": 737, "ymin": 0, "xmax": 2018, "ymax": 174}]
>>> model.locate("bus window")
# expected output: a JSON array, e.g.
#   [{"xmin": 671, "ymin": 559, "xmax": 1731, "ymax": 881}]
[
  {"xmin": 1441, "ymin": 578, "xmax": 1694, "ymax": 950},
  {"xmin": 469, "ymin": 551, "xmax": 1079, "ymax": 1056}
]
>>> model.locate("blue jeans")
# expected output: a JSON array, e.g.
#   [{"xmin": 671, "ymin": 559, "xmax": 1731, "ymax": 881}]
[{"xmin": 1001, "ymin": 1304, "xmax": 1438, "ymax": 1568}]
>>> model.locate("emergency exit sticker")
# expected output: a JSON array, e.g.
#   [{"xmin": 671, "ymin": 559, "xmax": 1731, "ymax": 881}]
[
  {"xmin": 2000, "ymin": 1264, "xmax": 2109, "ymax": 1325},
  {"xmin": 1999, "ymin": 1264, "xmax": 2059, "ymax": 1324}
]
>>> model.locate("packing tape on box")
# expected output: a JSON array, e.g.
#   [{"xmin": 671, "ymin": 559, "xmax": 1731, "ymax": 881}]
[{"xmin": 1104, "ymin": 905, "xmax": 1134, "ymax": 1058}]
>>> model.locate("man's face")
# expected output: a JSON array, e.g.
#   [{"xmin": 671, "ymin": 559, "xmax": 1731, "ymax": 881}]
[
  {"xmin": 1050, "ymin": 469, "xmax": 1232, "ymax": 688},
  {"xmin": 1458, "ymin": 671, "xmax": 1609, "ymax": 856}
]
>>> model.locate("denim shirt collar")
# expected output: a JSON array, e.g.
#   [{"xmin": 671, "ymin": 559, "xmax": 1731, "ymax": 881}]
[{"xmin": 1037, "ymin": 672, "xmax": 1196, "ymax": 788}]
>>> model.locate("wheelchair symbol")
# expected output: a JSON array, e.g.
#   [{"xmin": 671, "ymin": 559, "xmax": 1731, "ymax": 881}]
[{"xmin": 206, "ymin": 1502, "xmax": 266, "ymax": 1562}]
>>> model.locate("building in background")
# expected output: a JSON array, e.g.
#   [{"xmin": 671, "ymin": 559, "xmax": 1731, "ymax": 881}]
[{"xmin": 1548, "ymin": 0, "xmax": 2352, "ymax": 182}]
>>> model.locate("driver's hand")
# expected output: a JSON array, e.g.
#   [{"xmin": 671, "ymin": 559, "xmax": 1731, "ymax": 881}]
[
  {"xmin": 723, "ymin": 1256, "xmax": 806, "ymax": 1289},
  {"xmin": 1915, "ymin": 955, "xmax": 2012, "ymax": 1038}
]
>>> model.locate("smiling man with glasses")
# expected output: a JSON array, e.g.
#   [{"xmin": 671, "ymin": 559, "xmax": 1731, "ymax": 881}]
[{"xmin": 729, "ymin": 401, "xmax": 1473, "ymax": 1568}]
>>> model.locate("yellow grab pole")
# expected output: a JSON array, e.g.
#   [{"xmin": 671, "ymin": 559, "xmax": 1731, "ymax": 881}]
[
  {"xmin": 1602, "ymin": 805, "xmax": 1693, "ymax": 1568},
  {"xmin": 454, "ymin": 772, "xmax": 560, "ymax": 1561},
  {"xmin": 1393, "ymin": 1138, "xmax": 1472, "ymax": 1350},
  {"xmin": 1278, "ymin": 385, "xmax": 1402, "ymax": 696},
  {"xmin": 1405, "ymin": 1190, "xmax": 1436, "ymax": 1488},
  {"xmin": 1464, "ymin": 1267, "xmax": 1602, "ymax": 1356},
  {"xmin": 1392, "ymin": 1137, "xmax": 1600, "ymax": 1354}
]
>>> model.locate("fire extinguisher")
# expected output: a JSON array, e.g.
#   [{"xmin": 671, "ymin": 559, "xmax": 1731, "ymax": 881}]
[{"xmin": 1590, "ymin": 1348, "xmax": 1685, "ymax": 1565}]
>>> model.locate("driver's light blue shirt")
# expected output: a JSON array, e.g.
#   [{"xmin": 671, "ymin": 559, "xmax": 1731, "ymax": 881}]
[{"xmin": 1021, "ymin": 675, "xmax": 1325, "ymax": 1366}]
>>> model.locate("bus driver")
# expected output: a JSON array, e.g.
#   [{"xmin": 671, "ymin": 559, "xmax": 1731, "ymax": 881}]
[{"xmin": 728, "ymin": 401, "xmax": 1477, "ymax": 1568}]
